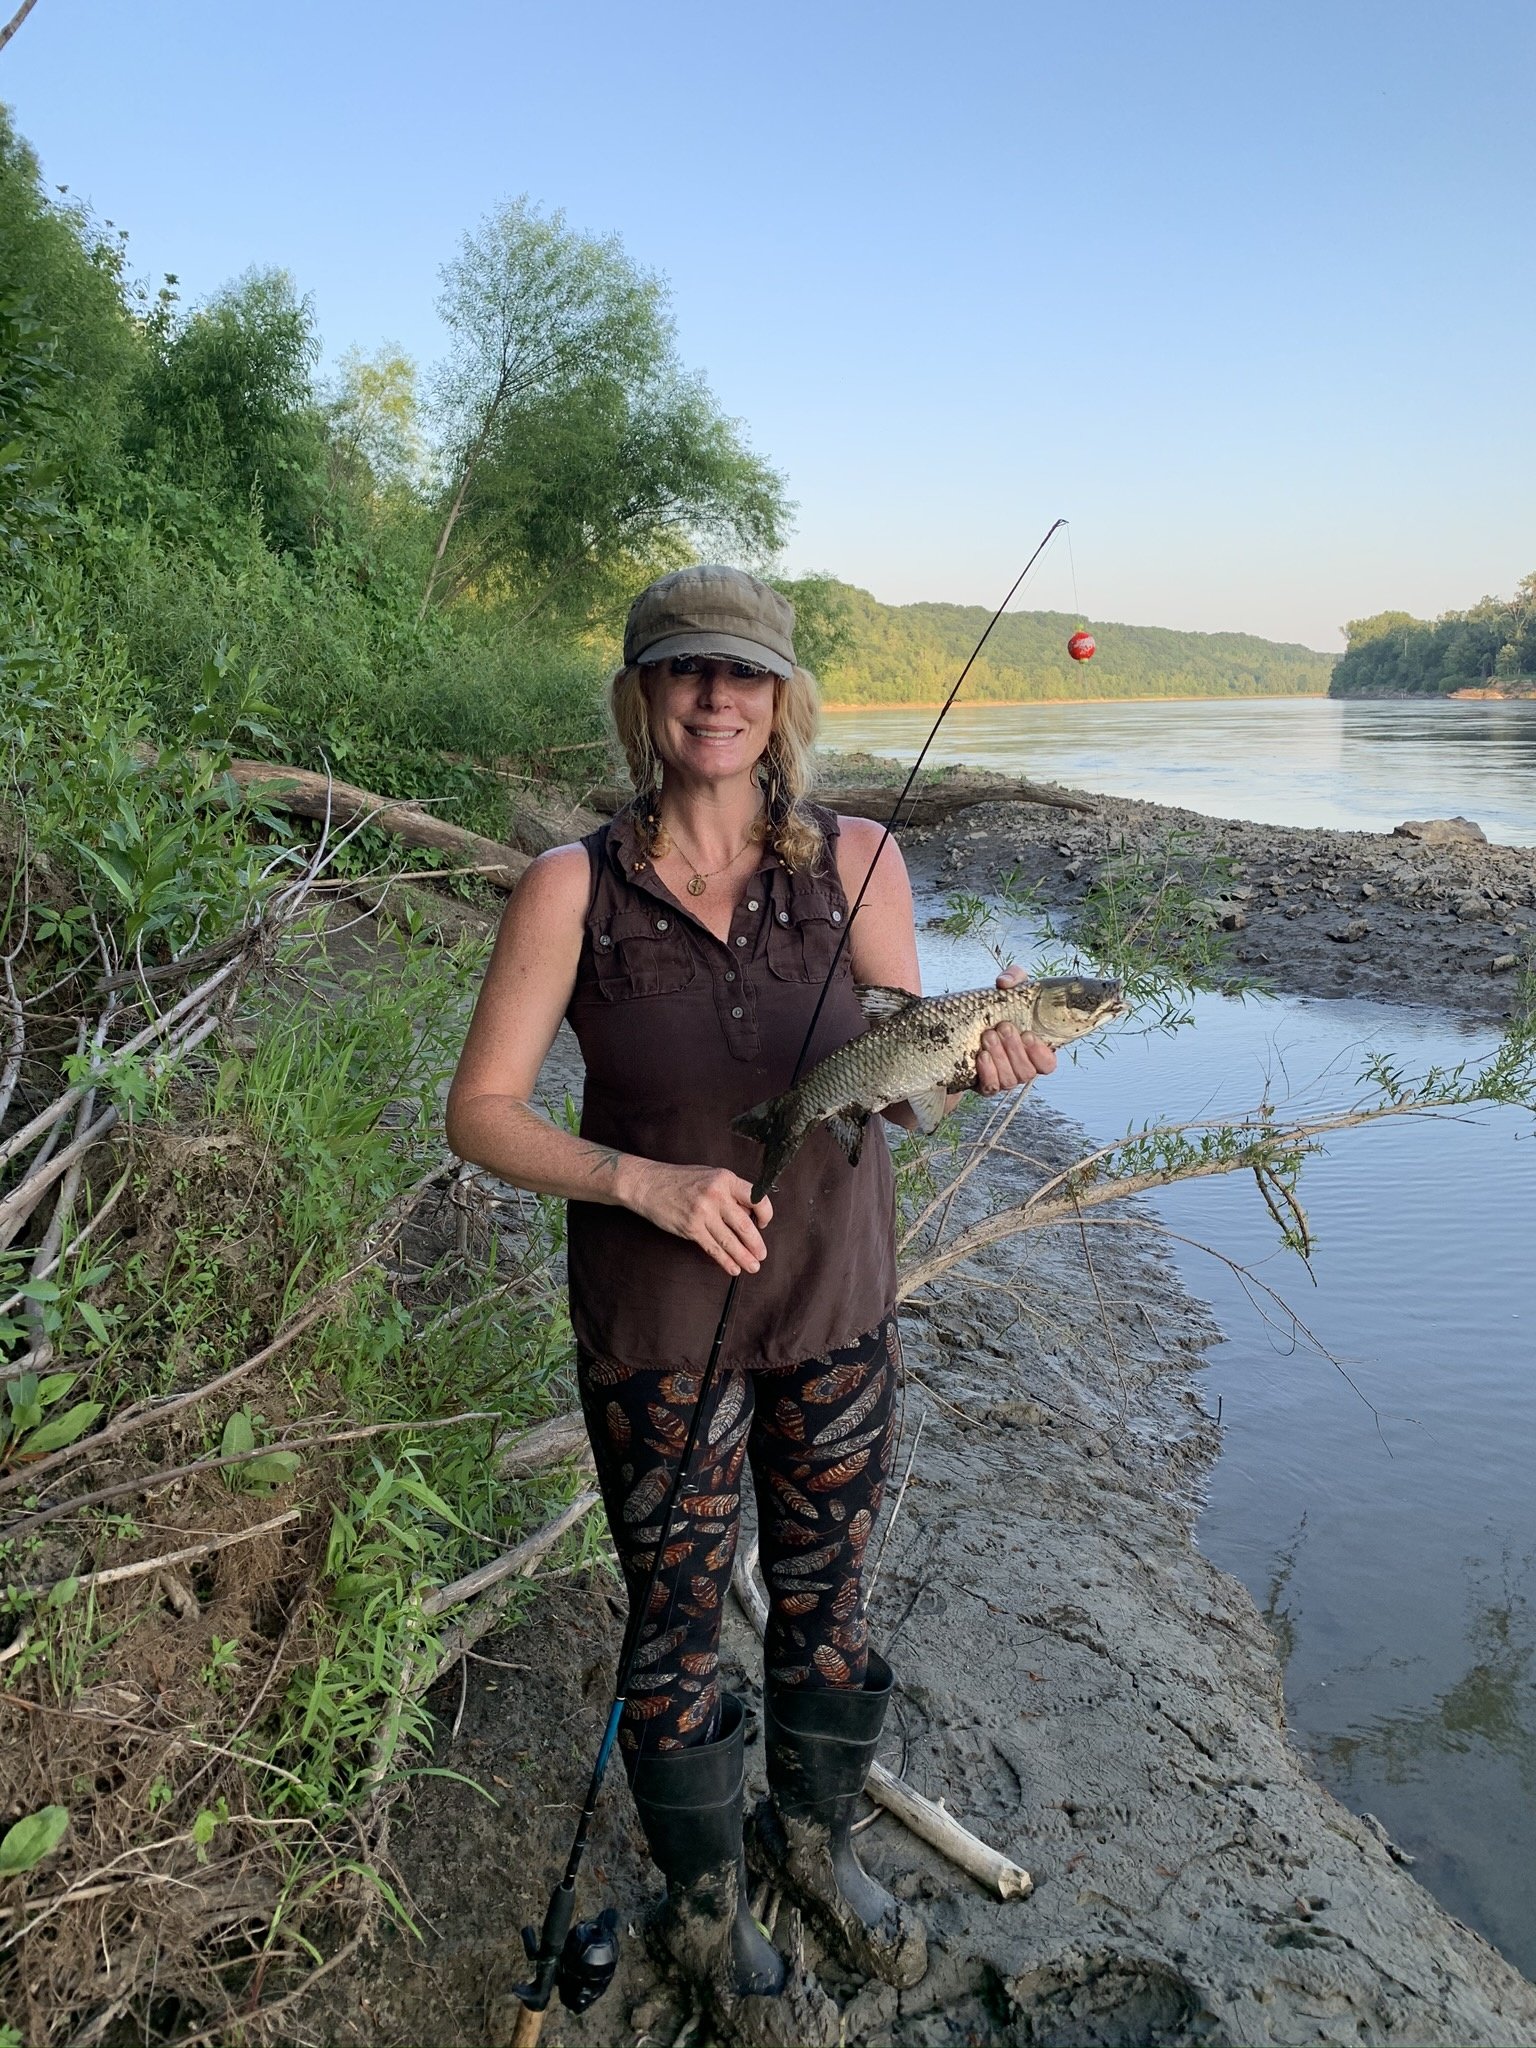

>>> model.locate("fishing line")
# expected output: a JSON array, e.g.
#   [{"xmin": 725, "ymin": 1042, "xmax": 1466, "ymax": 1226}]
[{"xmin": 509, "ymin": 515, "xmax": 1069, "ymax": 2036}]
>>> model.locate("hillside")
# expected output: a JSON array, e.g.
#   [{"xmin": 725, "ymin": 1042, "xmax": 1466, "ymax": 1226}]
[{"xmin": 811, "ymin": 580, "xmax": 1332, "ymax": 704}]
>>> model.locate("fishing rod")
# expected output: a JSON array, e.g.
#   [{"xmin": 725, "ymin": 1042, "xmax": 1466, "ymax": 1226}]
[{"xmin": 507, "ymin": 516, "xmax": 1069, "ymax": 2043}]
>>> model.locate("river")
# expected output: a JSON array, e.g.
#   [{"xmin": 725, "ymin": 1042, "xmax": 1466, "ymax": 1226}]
[
  {"xmin": 853, "ymin": 697, "xmax": 1536, "ymax": 1978},
  {"xmin": 821, "ymin": 695, "xmax": 1536, "ymax": 846}
]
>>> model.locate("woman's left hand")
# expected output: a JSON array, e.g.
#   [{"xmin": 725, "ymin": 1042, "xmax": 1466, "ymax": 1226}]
[{"xmin": 975, "ymin": 964, "xmax": 1057, "ymax": 1096}]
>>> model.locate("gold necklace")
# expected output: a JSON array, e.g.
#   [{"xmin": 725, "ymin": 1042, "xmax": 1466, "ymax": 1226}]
[{"xmin": 667, "ymin": 816, "xmax": 763, "ymax": 897}]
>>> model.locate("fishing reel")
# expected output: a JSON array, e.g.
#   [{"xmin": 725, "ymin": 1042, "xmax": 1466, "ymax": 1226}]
[{"xmin": 513, "ymin": 1888, "xmax": 621, "ymax": 2020}]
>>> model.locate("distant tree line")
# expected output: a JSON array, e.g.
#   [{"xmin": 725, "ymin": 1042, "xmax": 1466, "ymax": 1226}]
[
  {"xmin": 1329, "ymin": 577, "xmax": 1536, "ymax": 697},
  {"xmin": 805, "ymin": 581, "xmax": 1331, "ymax": 705}
]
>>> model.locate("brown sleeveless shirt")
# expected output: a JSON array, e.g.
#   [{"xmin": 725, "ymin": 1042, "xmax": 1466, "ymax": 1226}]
[{"xmin": 564, "ymin": 804, "xmax": 897, "ymax": 1370}]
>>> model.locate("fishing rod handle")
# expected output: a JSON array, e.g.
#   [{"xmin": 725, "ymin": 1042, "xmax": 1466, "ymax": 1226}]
[{"xmin": 510, "ymin": 2004, "xmax": 545, "ymax": 2048}]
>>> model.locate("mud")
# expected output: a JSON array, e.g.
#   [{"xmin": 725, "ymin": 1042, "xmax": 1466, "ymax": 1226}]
[
  {"xmin": 905, "ymin": 787, "xmax": 1536, "ymax": 1022},
  {"xmin": 310, "ymin": 1042, "xmax": 1536, "ymax": 2046}
]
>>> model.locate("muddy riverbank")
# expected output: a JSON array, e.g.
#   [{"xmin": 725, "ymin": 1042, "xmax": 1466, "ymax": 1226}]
[
  {"xmin": 898, "ymin": 782, "xmax": 1536, "ymax": 1021},
  {"xmin": 309, "ymin": 1008, "xmax": 1536, "ymax": 2043}
]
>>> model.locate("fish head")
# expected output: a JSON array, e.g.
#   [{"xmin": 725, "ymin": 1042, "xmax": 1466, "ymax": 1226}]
[{"xmin": 1016, "ymin": 975, "xmax": 1124, "ymax": 1044}]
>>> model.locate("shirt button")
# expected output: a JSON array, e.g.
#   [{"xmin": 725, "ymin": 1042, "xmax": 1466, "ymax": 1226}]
[
  {"xmin": 831, "ymin": 909, "xmax": 843, "ymax": 923},
  {"xmin": 777, "ymin": 911, "xmax": 790, "ymax": 925},
  {"xmin": 597, "ymin": 934, "xmax": 612, "ymax": 949},
  {"xmin": 747, "ymin": 899, "xmax": 759, "ymax": 912},
  {"xmin": 735, "ymin": 935, "xmax": 748, "ymax": 948},
  {"xmin": 724, "ymin": 970, "xmax": 736, "ymax": 983},
  {"xmin": 731, "ymin": 1006, "xmax": 744, "ymax": 1019},
  {"xmin": 655, "ymin": 918, "xmax": 669, "ymax": 932}
]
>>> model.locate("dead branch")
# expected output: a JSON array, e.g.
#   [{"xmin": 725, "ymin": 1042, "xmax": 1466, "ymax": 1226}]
[
  {"xmin": 422, "ymin": 1490, "xmax": 601, "ymax": 1620},
  {"xmin": 585, "ymin": 777, "xmax": 1095, "ymax": 824},
  {"xmin": 1, "ymin": 1409, "xmax": 497, "ymax": 1542},
  {"xmin": 895, "ymin": 1098, "xmax": 1447, "ymax": 1301},
  {"xmin": 0, "ymin": 0, "xmax": 40, "ymax": 56},
  {"xmin": 493, "ymin": 1408, "xmax": 594, "ymax": 1480},
  {"xmin": 227, "ymin": 759, "xmax": 531, "ymax": 890},
  {"xmin": 19, "ymin": 1508, "xmax": 300, "ymax": 1602},
  {"xmin": 730, "ymin": 1543, "xmax": 1032, "ymax": 1900}
]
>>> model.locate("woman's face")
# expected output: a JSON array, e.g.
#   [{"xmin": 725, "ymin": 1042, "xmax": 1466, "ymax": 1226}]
[{"xmin": 645, "ymin": 655, "xmax": 778, "ymax": 785}]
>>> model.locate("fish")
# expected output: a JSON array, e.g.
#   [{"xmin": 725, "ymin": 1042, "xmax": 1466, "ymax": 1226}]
[{"xmin": 731, "ymin": 977, "xmax": 1123, "ymax": 1200}]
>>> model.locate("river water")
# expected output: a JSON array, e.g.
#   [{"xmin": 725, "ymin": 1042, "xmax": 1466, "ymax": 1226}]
[
  {"xmin": 847, "ymin": 698, "xmax": 1536, "ymax": 1977},
  {"xmin": 822, "ymin": 695, "xmax": 1536, "ymax": 846}
]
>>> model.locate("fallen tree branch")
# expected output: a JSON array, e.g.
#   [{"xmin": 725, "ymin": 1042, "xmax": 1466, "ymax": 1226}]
[
  {"xmin": 730, "ymin": 1542, "xmax": 1032, "ymax": 1901},
  {"xmin": 422, "ymin": 1490, "xmax": 601, "ymax": 1621},
  {"xmin": 586, "ymin": 777, "xmax": 1095, "ymax": 825},
  {"xmin": 227, "ymin": 760, "xmax": 531, "ymax": 891},
  {"xmin": 19, "ymin": 1508, "xmax": 300, "ymax": 1602},
  {"xmin": 493, "ymin": 1408, "xmax": 594, "ymax": 1480}
]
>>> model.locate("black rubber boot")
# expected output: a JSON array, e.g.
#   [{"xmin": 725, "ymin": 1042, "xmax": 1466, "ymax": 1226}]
[
  {"xmin": 756, "ymin": 1650, "xmax": 928, "ymax": 1988},
  {"xmin": 630, "ymin": 1694, "xmax": 840, "ymax": 2045}
]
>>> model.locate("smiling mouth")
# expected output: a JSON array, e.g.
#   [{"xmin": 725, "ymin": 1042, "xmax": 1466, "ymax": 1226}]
[{"xmin": 684, "ymin": 725, "xmax": 744, "ymax": 740}]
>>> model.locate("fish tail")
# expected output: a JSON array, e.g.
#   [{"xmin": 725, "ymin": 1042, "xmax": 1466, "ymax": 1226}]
[{"xmin": 731, "ymin": 1092, "xmax": 799, "ymax": 1201}]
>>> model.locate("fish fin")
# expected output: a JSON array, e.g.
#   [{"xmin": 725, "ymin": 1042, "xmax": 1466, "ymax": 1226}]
[
  {"xmin": 731, "ymin": 1093, "xmax": 799, "ymax": 1201},
  {"xmin": 906, "ymin": 1085, "xmax": 949, "ymax": 1135},
  {"xmin": 826, "ymin": 1109, "xmax": 871, "ymax": 1166},
  {"xmin": 854, "ymin": 983, "xmax": 920, "ymax": 1024}
]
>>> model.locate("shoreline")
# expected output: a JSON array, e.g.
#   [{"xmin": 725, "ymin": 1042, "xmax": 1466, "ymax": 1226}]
[
  {"xmin": 893, "ymin": 780, "xmax": 1535, "ymax": 1024},
  {"xmin": 309, "ymin": 866, "xmax": 1536, "ymax": 2043}
]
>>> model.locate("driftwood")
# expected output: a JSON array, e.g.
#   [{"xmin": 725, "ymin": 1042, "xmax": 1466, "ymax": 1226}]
[
  {"xmin": 585, "ymin": 777, "xmax": 1095, "ymax": 827},
  {"xmin": 227, "ymin": 760, "xmax": 531, "ymax": 890},
  {"xmin": 493, "ymin": 1408, "xmax": 593, "ymax": 1480},
  {"xmin": 422, "ymin": 1490, "xmax": 600, "ymax": 1622},
  {"xmin": 731, "ymin": 1543, "xmax": 1033, "ymax": 1901}
]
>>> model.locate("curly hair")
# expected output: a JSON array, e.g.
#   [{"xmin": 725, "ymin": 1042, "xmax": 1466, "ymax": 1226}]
[{"xmin": 608, "ymin": 661, "xmax": 825, "ymax": 873}]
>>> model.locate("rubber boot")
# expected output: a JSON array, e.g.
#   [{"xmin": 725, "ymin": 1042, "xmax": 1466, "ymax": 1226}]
[
  {"xmin": 755, "ymin": 1650, "xmax": 928, "ymax": 1988},
  {"xmin": 630, "ymin": 1694, "xmax": 840, "ymax": 2046}
]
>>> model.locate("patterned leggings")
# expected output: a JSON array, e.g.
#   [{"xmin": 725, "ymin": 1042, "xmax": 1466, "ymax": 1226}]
[{"xmin": 578, "ymin": 1317, "xmax": 900, "ymax": 1759}]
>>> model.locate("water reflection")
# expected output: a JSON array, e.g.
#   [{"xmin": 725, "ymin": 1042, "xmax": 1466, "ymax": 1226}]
[{"xmin": 821, "ymin": 697, "xmax": 1536, "ymax": 844}]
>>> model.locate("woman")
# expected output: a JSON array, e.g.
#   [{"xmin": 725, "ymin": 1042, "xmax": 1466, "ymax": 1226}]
[{"xmin": 446, "ymin": 565, "xmax": 1054, "ymax": 2035}]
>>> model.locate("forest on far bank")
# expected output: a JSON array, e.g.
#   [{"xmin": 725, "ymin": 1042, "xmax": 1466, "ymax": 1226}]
[
  {"xmin": 1330, "ymin": 577, "xmax": 1536, "ymax": 698},
  {"xmin": 814, "ymin": 580, "xmax": 1331, "ymax": 705}
]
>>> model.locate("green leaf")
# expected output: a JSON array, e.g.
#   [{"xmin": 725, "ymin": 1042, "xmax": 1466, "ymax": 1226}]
[
  {"xmin": 20, "ymin": 1402, "xmax": 104, "ymax": 1456},
  {"xmin": 77, "ymin": 1302, "xmax": 111, "ymax": 1346},
  {"xmin": 0, "ymin": 1805, "xmax": 70, "ymax": 1874},
  {"xmin": 240, "ymin": 1451, "xmax": 302, "ymax": 1489},
  {"xmin": 34, "ymin": 1373, "xmax": 76, "ymax": 1405},
  {"xmin": 46, "ymin": 1577, "xmax": 78, "ymax": 1610},
  {"xmin": 220, "ymin": 1410, "xmax": 256, "ymax": 1462}
]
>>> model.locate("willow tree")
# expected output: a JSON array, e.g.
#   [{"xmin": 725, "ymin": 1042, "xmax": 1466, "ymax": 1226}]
[{"xmin": 421, "ymin": 198, "xmax": 787, "ymax": 623}]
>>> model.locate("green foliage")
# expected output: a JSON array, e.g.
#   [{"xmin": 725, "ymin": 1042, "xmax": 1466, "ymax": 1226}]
[
  {"xmin": 1330, "ymin": 577, "xmax": 1536, "ymax": 697},
  {"xmin": 0, "ymin": 1373, "xmax": 103, "ymax": 1467},
  {"xmin": 426, "ymin": 196, "xmax": 788, "ymax": 624},
  {"xmin": 123, "ymin": 268, "xmax": 330, "ymax": 555},
  {"xmin": 0, "ymin": 1806, "xmax": 69, "ymax": 1876}
]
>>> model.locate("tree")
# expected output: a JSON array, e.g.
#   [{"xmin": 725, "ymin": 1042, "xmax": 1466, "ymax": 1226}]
[
  {"xmin": 421, "ymin": 198, "xmax": 787, "ymax": 621},
  {"xmin": 325, "ymin": 345, "xmax": 423, "ymax": 500},
  {"xmin": 124, "ymin": 269, "xmax": 327, "ymax": 553}
]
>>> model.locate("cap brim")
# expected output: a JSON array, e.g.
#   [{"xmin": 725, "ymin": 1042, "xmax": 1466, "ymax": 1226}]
[{"xmin": 631, "ymin": 631, "xmax": 794, "ymax": 680}]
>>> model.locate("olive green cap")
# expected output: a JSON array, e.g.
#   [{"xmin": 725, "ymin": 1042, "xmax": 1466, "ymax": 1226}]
[{"xmin": 624, "ymin": 564, "xmax": 797, "ymax": 679}]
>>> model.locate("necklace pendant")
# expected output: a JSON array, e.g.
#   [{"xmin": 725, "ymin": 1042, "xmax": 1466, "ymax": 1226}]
[{"xmin": 686, "ymin": 873, "xmax": 707, "ymax": 898}]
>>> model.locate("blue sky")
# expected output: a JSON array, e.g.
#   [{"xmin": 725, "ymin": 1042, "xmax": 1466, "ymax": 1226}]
[{"xmin": 5, "ymin": 0, "xmax": 1531, "ymax": 648}]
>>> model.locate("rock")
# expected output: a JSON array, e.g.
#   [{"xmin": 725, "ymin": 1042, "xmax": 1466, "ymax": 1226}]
[
  {"xmin": 1456, "ymin": 895, "xmax": 1492, "ymax": 921},
  {"xmin": 1393, "ymin": 817, "xmax": 1487, "ymax": 845},
  {"xmin": 1360, "ymin": 882, "xmax": 1378, "ymax": 899},
  {"xmin": 1327, "ymin": 920, "xmax": 1370, "ymax": 944},
  {"xmin": 1282, "ymin": 902, "xmax": 1308, "ymax": 920},
  {"xmin": 1491, "ymin": 953, "xmax": 1518, "ymax": 972},
  {"xmin": 1218, "ymin": 905, "xmax": 1247, "ymax": 932}
]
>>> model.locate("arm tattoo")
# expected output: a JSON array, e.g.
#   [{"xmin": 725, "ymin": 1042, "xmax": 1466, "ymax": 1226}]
[{"xmin": 585, "ymin": 1144, "xmax": 622, "ymax": 1180}]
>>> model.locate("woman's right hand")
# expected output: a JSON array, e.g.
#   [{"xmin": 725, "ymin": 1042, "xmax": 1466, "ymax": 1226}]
[{"xmin": 622, "ymin": 1160, "xmax": 774, "ymax": 1277}]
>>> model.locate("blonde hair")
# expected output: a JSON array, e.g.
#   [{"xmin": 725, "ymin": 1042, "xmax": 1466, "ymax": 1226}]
[{"xmin": 609, "ymin": 662, "xmax": 825, "ymax": 873}]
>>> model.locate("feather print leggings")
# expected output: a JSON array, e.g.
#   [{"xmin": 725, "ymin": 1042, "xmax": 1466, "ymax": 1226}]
[{"xmin": 577, "ymin": 1317, "xmax": 901, "ymax": 1759}]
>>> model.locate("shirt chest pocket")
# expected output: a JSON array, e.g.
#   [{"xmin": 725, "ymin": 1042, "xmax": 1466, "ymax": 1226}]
[
  {"xmin": 591, "ymin": 907, "xmax": 697, "ymax": 1000},
  {"xmin": 765, "ymin": 897, "xmax": 847, "ymax": 983}
]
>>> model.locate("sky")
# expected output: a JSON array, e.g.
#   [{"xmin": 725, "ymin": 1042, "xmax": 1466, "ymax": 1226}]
[{"xmin": 4, "ymin": 0, "xmax": 1532, "ymax": 650}]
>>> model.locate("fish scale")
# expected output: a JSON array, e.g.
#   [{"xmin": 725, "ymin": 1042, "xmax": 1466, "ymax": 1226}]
[{"xmin": 733, "ymin": 976, "xmax": 1123, "ymax": 1200}]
